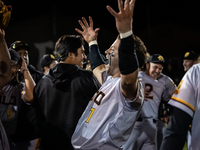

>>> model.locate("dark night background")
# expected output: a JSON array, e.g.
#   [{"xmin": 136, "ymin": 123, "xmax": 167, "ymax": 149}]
[{"xmin": 4, "ymin": 0, "xmax": 200, "ymax": 85}]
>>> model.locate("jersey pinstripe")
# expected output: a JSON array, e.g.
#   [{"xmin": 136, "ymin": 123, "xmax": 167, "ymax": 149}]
[
  {"xmin": 168, "ymin": 64, "xmax": 200, "ymax": 149},
  {"xmin": 71, "ymin": 74, "xmax": 144, "ymax": 150}
]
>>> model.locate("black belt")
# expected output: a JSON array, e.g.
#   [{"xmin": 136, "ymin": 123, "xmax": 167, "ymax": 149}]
[{"xmin": 137, "ymin": 117, "xmax": 157, "ymax": 123}]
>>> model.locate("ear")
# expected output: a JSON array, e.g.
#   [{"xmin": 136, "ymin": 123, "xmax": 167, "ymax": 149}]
[
  {"xmin": 68, "ymin": 52, "xmax": 75, "ymax": 59},
  {"xmin": 44, "ymin": 66, "xmax": 50, "ymax": 72},
  {"xmin": 146, "ymin": 63, "xmax": 149, "ymax": 69},
  {"xmin": 145, "ymin": 63, "xmax": 150, "ymax": 75}
]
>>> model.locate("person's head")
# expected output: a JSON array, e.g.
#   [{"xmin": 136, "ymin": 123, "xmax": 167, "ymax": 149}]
[
  {"xmin": 10, "ymin": 41, "xmax": 30, "ymax": 66},
  {"xmin": 40, "ymin": 54, "xmax": 57, "ymax": 74},
  {"xmin": 55, "ymin": 35, "xmax": 86, "ymax": 68},
  {"xmin": 183, "ymin": 51, "xmax": 198, "ymax": 72},
  {"xmin": 146, "ymin": 54, "xmax": 165, "ymax": 80},
  {"xmin": 105, "ymin": 35, "xmax": 147, "ymax": 76},
  {"xmin": 9, "ymin": 49, "xmax": 22, "ymax": 85}
]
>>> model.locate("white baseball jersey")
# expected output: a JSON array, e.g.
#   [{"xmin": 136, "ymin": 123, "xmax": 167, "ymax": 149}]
[
  {"xmin": 0, "ymin": 83, "xmax": 25, "ymax": 135},
  {"xmin": 71, "ymin": 72, "xmax": 144, "ymax": 150},
  {"xmin": 168, "ymin": 64, "xmax": 200, "ymax": 149},
  {"xmin": 139, "ymin": 71, "xmax": 176, "ymax": 120}
]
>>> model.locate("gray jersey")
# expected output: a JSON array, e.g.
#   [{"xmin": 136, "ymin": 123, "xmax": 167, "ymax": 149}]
[
  {"xmin": 0, "ymin": 83, "xmax": 25, "ymax": 135},
  {"xmin": 72, "ymin": 74, "xmax": 144, "ymax": 150},
  {"xmin": 0, "ymin": 119, "xmax": 10, "ymax": 150},
  {"xmin": 122, "ymin": 71, "xmax": 176, "ymax": 150},
  {"xmin": 168, "ymin": 64, "xmax": 200, "ymax": 149},
  {"xmin": 138, "ymin": 71, "xmax": 176, "ymax": 120}
]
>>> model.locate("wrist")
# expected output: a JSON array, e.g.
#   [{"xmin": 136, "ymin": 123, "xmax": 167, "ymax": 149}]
[
  {"xmin": 120, "ymin": 30, "xmax": 133, "ymax": 39},
  {"xmin": 89, "ymin": 40, "xmax": 98, "ymax": 46},
  {"xmin": 22, "ymin": 68, "xmax": 29, "ymax": 73}
]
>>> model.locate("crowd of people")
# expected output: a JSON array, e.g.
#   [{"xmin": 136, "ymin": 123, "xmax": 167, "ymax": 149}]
[{"xmin": 0, "ymin": 0, "xmax": 200, "ymax": 150}]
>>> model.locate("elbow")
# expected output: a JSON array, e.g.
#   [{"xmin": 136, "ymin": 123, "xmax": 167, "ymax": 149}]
[{"xmin": 24, "ymin": 93, "xmax": 34, "ymax": 103}]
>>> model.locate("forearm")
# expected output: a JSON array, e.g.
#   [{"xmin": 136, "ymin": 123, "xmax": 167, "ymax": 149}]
[
  {"xmin": 23, "ymin": 69, "xmax": 36, "ymax": 103},
  {"xmin": 119, "ymin": 31, "xmax": 139, "ymax": 99},
  {"xmin": 89, "ymin": 41, "xmax": 106, "ymax": 83},
  {"xmin": 0, "ymin": 38, "xmax": 11, "ymax": 88}
]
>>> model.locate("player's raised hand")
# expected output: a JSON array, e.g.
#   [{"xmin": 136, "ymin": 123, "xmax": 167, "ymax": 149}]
[
  {"xmin": 106, "ymin": 0, "xmax": 136, "ymax": 33},
  {"xmin": 75, "ymin": 16, "xmax": 100, "ymax": 44},
  {"xmin": 20, "ymin": 56, "xmax": 28, "ymax": 74}
]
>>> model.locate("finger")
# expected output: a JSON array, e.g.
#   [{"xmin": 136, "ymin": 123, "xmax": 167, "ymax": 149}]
[
  {"xmin": 89, "ymin": 16, "xmax": 93, "ymax": 28},
  {"xmin": 129, "ymin": 0, "xmax": 136, "ymax": 12},
  {"xmin": 124, "ymin": 0, "xmax": 130, "ymax": 10},
  {"xmin": 78, "ymin": 20, "xmax": 86, "ymax": 30},
  {"xmin": 118, "ymin": 0, "xmax": 124, "ymax": 12},
  {"xmin": 75, "ymin": 28, "xmax": 83, "ymax": 35},
  {"xmin": 106, "ymin": 5, "xmax": 118, "ymax": 17},
  {"xmin": 82, "ymin": 17, "xmax": 89, "ymax": 28},
  {"xmin": 94, "ymin": 28, "xmax": 100, "ymax": 34}
]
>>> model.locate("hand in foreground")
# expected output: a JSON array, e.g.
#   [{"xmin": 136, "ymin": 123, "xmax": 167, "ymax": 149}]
[
  {"xmin": 106, "ymin": 0, "xmax": 136, "ymax": 33},
  {"xmin": 75, "ymin": 16, "xmax": 100, "ymax": 44}
]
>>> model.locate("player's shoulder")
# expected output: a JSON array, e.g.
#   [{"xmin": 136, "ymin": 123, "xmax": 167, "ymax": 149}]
[
  {"xmin": 158, "ymin": 73, "xmax": 173, "ymax": 82},
  {"xmin": 183, "ymin": 63, "xmax": 200, "ymax": 83},
  {"xmin": 138, "ymin": 70, "xmax": 146, "ymax": 78},
  {"xmin": 187, "ymin": 63, "xmax": 200, "ymax": 75}
]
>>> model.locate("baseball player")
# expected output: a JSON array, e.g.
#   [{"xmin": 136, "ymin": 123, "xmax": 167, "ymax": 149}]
[
  {"xmin": 182, "ymin": 51, "xmax": 199, "ymax": 72},
  {"xmin": 9, "ymin": 41, "xmax": 43, "ymax": 149},
  {"xmin": 0, "ymin": 29, "xmax": 11, "ymax": 150},
  {"xmin": 71, "ymin": 0, "xmax": 147, "ymax": 149},
  {"xmin": 0, "ymin": 49, "xmax": 35, "ymax": 149},
  {"xmin": 181, "ymin": 50, "xmax": 199, "ymax": 149},
  {"xmin": 160, "ymin": 64, "xmax": 200, "ymax": 149},
  {"xmin": 122, "ymin": 54, "xmax": 177, "ymax": 150}
]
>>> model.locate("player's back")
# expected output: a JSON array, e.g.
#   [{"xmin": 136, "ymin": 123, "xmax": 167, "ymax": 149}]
[{"xmin": 168, "ymin": 63, "xmax": 200, "ymax": 149}]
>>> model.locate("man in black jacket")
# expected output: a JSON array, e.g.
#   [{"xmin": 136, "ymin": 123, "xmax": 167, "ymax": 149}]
[
  {"xmin": 34, "ymin": 35, "xmax": 101, "ymax": 150},
  {"xmin": 9, "ymin": 41, "xmax": 43, "ymax": 149}
]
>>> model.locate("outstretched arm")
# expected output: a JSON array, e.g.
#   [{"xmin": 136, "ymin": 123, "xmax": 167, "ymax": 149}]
[
  {"xmin": 107, "ymin": 0, "xmax": 139, "ymax": 100},
  {"xmin": 76, "ymin": 17, "xmax": 106, "ymax": 83},
  {"xmin": 0, "ymin": 29, "xmax": 11, "ymax": 89}
]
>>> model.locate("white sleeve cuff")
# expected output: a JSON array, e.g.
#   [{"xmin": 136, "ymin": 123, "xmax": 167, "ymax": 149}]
[
  {"xmin": 89, "ymin": 40, "xmax": 98, "ymax": 46},
  {"xmin": 120, "ymin": 30, "xmax": 133, "ymax": 39}
]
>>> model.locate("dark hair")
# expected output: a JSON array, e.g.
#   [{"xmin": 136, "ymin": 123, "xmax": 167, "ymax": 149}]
[
  {"xmin": 55, "ymin": 35, "xmax": 84, "ymax": 61},
  {"xmin": 133, "ymin": 35, "xmax": 147, "ymax": 69}
]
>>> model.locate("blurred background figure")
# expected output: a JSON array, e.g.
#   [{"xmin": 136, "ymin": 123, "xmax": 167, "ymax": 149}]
[
  {"xmin": 40, "ymin": 54, "xmax": 57, "ymax": 75},
  {"xmin": 9, "ymin": 40, "xmax": 43, "ymax": 150},
  {"xmin": 182, "ymin": 51, "xmax": 199, "ymax": 72}
]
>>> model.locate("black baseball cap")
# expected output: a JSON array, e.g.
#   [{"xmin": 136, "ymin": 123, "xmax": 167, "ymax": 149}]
[
  {"xmin": 10, "ymin": 41, "xmax": 30, "ymax": 51},
  {"xmin": 147, "ymin": 54, "xmax": 165, "ymax": 65},
  {"xmin": 9, "ymin": 49, "xmax": 22, "ymax": 66},
  {"xmin": 183, "ymin": 51, "xmax": 198, "ymax": 60},
  {"xmin": 40, "ymin": 54, "xmax": 56, "ymax": 68}
]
